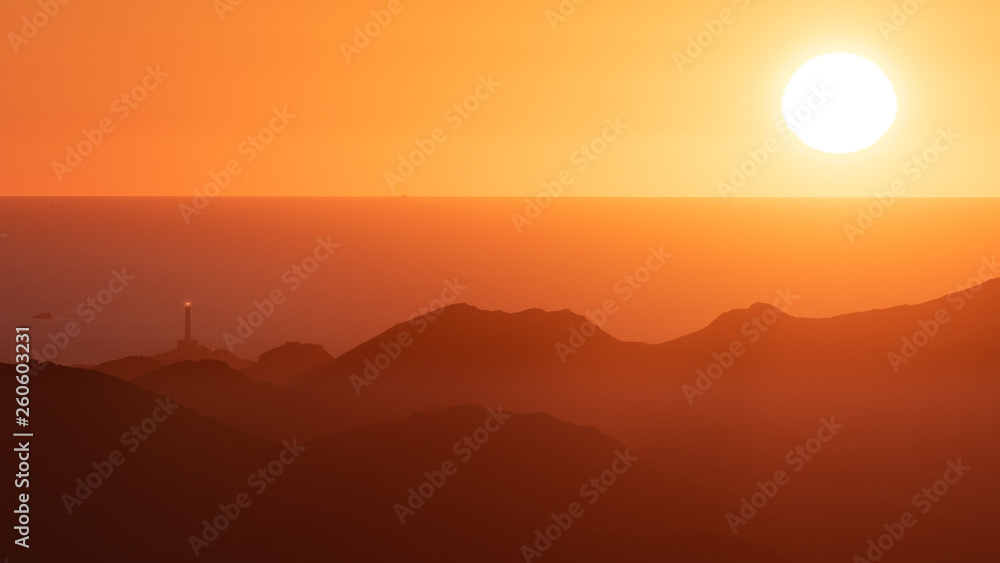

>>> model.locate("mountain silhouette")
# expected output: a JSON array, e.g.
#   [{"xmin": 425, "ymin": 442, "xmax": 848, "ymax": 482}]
[
  {"xmin": 35, "ymin": 281, "xmax": 999, "ymax": 561},
  {"xmin": 7, "ymin": 362, "xmax": 276, "ymax": 562},
  {"xmin": 242, "ymin": 342, "xmax": 333, "ymax": 384},
  {"xmin": 3, "ymin": 364, "xmax": 785, "ymax": 562},
  {"xmin": 293, "ymin": 281, "xmax": 1000, "ymax": 416},
  {"xmin": 151, "ymin": 344, "xmax": 252, "ymax": 370},
  {"xmin": 133, "ymin": 360, "xmax": 347, "ymax": 442},
  {"xmin": 242, "ymin": 405, "xmax": 786, "ymax": 562},
  {"xmin": 88, "ymin": 355, "xmax": 163, "ymax": 380},
  {"xmin": 274, "ymin": 282, "xmax": 999, "ymax": 562}
]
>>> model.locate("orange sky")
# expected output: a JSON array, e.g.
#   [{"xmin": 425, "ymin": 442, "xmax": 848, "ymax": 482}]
[{"xmin": 1, "ymin": 0, "xmax": 998, "ymax": 197}]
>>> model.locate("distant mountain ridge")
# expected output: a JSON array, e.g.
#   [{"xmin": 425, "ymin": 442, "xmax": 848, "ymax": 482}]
[
  {"xmin": 242, "ymin": 342, "xmax": 333, "ymax": 384},
  {"xmin": 83, "ymin": 280, "xmax": 1000, "ymax": 441}
]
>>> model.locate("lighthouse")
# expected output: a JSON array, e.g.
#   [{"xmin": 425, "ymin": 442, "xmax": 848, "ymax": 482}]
[{"xmin": 176, "ymin": 301, "xmax": 200, "ymax": 358}]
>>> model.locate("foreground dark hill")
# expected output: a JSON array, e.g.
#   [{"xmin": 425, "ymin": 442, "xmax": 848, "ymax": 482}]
[
  {"xmin": 3, "ymin": 363, "xmax": 277, "ymax": 562},
  {"xmin": 2, "ymin": 363, "xmax": 784, "ymax": 562},
  {"xmin": 132, "ymin": 359, "xmax": 347, "ymax": 442},
  {"xmin": 207, "ymin": 405, "xmax": 784, "ymax": 563},
  {"xmin": 87, "ymin": 355, "xmax": 163, "ymax": 380}
]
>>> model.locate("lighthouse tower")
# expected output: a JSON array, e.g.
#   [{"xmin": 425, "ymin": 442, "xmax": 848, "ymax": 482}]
[{"xmin": 176, "ymin": 301, "xmax": 200, "ymax": 358}]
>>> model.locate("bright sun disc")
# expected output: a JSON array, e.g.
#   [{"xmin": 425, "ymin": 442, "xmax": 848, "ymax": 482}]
[{"xmin": 782, "ymin": 53, "xmax": 897, "ymax": 154}]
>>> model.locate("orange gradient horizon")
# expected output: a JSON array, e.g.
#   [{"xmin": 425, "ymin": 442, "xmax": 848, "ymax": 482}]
[
  {"xmin": 2, "ymin": 0, "xmax": 998, "ymax": 197},
  {"xmin": 1, "ymin": 197, "xmax": 998, "ymax": 365}
]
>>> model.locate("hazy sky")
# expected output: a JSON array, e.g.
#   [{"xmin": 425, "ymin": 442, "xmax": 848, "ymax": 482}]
[{"xmin": 2, "ymin": 0, "xmax": 997, "ymax": 197}]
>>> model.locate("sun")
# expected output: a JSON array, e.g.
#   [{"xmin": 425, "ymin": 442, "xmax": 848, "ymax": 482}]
[{"xmin": 782, "ymin": 53, "xmax": 897, "ymax": 154}]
